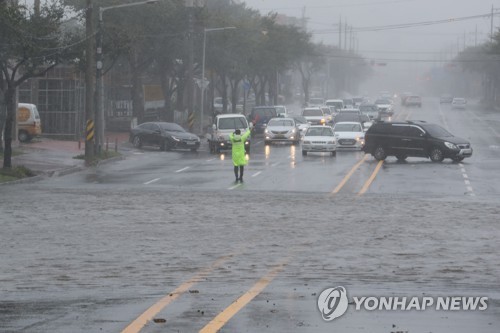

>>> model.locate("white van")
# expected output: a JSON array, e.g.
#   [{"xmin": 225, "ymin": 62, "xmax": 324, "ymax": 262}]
[
  {"xmin": 17, "ymin": 103, "xmax": 42, "ymax": 142},
  {"xmin": 208, "ymin": 113, "xmax": 252, "ymax": 154}
]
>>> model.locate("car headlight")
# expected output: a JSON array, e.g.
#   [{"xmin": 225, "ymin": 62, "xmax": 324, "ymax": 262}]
[
  {"xmin": 444, "ymin": 142, "xmax": 458, "ymax": 149},
  {"xmin": 171, "ymin": 136, "xmax": 180, "ymax": 142},
  {"xmin": 265, "ymin": 129, "xmax": 269, "ymax": 134}
]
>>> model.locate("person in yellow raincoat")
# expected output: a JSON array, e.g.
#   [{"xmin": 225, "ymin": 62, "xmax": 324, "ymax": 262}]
[{"xmin": 229, "ymin": 128, "xmax": 251, "ymax": 182}]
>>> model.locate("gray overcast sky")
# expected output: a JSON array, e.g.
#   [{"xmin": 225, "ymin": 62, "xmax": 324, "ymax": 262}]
[{"xmin": 242, "ymin": 0, "xmax": 498, "ymax": 61}]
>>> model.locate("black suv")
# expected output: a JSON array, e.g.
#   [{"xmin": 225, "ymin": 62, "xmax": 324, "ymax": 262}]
[
  {"xmin": 363, "ymin": 121, "xmax": 472, "ymax": 162},
  {"xmin": 248, "ymin": 106, "xmax": 278, "ymax": 134}
]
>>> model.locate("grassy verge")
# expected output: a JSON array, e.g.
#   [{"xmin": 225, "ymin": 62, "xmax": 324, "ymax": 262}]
[{"xmin": 0, "ymin": 165, "xmax": 36, "ymax": 183}]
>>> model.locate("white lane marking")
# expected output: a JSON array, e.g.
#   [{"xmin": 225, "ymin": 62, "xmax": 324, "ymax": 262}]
[
  {"xmin": 256, "ymin": 140, "xmax": 263, "ymax": 144},
  {"xmin": 228, "ymin": 183, "xmax": 242, "ymax": 190},
  {"xmin": 458, "ymin": 163, "xmax": 475, "ymax": 196},
  {"xmin": 206, "ymin": 158, "xmax": 216, "ymax": 162},
  {"xmin": 175, "ymin": 167, "xmax": 190, "ymax": 173},
  {"xmin": 271, "ymin": 162, "xmax": 280, "ymax": 167},
  {"xmin": 252, "ymin": 171, "xmax": 262, "ymax": 177},
  {"xmin": 144, "ymin": 178, "xmax": 160, "ymax": 185}
]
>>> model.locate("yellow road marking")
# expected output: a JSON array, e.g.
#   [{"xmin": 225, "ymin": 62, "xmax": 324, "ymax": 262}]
[
  {"xmin": 121, "ymin": 255, "xmax": 233, "ymax": 333},
  {"xmin": 358, "ymin": 160, "xmax": 384, "ymax": 195},
  {"xmin": 331, "ymin": 155, "xmax": 368, "ymax": 194},
  {"xmin": 199, "ymin": 262, "xmax": 287, "ymax": 333}
]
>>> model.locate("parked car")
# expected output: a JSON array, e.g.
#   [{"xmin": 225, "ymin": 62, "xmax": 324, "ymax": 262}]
[
  {"xmin": 264, "ymin": 117, "xmax": 301, "ymax": 145},
  {"xmin": 333, "ymin": 122, "xmax": 365, "ymax": 149},
  {"xmin": 440, "ymin": 94, "xmax": 454, "ymax": 104},
  {"xmin": 405, "ymin": 95, "xmax": 422, "ymax": 107},
  {"xmin": 301, "ymin": 125, "xmax": 337, "ymax": 156},
  {"xmin": 451, "ymin": 97, "xmax": 467, "ymax": 109},
  {"xmin": 208, "ymin": 113, "xmax": 252, "ymax": 154},
  {"xmin": 302, "ymin": 107, "xmax": 327, "ymax": 125},
  {"xmin": 248, "ymin": 106, "xmax": 278, "ymax": 134},
  {"xmin": 17, "ymin": 103, "xmax": 42, "ymax": 142},
  {"xmin": 363, "ymin": 120, "xmax": 473, "ymax": 162},
  {"xmin": 130, "ymin": 122, "xmax": 200, "ymax": 152}
]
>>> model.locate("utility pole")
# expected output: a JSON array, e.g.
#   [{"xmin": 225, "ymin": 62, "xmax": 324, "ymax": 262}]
[
  {"xmin": 185, "ymin": 0, "xmax": 195, "ymax": 132},
  {"xmin": 85, "ymin": 0, "xmax": 95, "ymax": 164},
  {"xmin": 491, "ymin": 4, "xmax": 494, "ymax": 43},
  {"xmin": 338, "ymin": 16, "xmax": 342, "ymax": 49},
  {"xmin": 344, "ymin": 22, "xmax": 347, "ymax": 50}
]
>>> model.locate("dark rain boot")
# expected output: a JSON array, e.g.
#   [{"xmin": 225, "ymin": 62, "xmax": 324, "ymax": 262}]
[
  {"xmin": 234, "ymin": 166, "xmax": 239, "ymax": 182},
  {"xmin": 239, "ymin": 166, "xmax": 244, "ymax": 182}
]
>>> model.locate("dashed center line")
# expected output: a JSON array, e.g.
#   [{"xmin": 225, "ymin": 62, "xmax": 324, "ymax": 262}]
[
  {"xmin": 459, "ymin": 163, "xmax": 475, "ymax": 196},
  {"xmin": 252, "ymin": 171, "xmax": 262, "ymax": 177},
  {"xmin": 175, "ymin": 167, "xmax": 190, "ymax": 173},
  {"xmin": 144, "ymin": 178, "xmax": 160, "ymax": 185}
]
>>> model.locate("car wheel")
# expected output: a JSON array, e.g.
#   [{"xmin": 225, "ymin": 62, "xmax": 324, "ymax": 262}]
[
  {"xmin": 18, "ymin": 130, "xmax": 30, "ymax": 143},
  {"xmin": 132, "ymin": 136, "xmax": 142, "ymax": 148},
  {"xmin": 452, "ymin": 156, "xmax": 465, "ymax": 162},
  {"xmin": 396, "ymin": 154, "xmax": 407, "ymax": 162},
  {"xmin": 373, "ymin": 146, "xmax": 387, "ymax": 161},
  {"xmin": 330, "ymin": 151, "xmax": 336, "ymax": 157},
  {"xmin": 430, "ymin": 147, "xmax": 444, "ymax": 162},
  {"xmin": 302, "ymin": 150, "xmax": 307, "ymax": 156}
]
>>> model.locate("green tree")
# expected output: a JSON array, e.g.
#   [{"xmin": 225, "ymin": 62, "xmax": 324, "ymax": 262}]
[{"xmin": 0, "ymin": 1, "xmax": 79, "ymax": 168}]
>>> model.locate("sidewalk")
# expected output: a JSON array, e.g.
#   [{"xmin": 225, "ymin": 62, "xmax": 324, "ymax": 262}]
[{"xmin": 10, "ymin": 132, "xmax": 130, "ymax": 176}]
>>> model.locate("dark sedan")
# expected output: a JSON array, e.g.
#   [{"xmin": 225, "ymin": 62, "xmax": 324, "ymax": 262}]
[{"xmin": 130, "ymin": 122, "xmax": 201, "ymax": 151}]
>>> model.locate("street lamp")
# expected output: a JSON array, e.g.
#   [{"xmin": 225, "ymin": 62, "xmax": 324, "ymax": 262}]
[
  {"xmin": 96, "ymin": 0, "xmax": 158, "ymax": 152},
  {"xmin": 200, "ymin": 26, "xmax": 236, "ymax": 134}
]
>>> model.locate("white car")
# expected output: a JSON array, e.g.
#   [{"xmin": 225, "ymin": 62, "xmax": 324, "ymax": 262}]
[
  {"xmin": 325, "ymin": 99, "xmax": 344, "ymax": 112},
  {"xmin": 291, "ymin": 116, "xmax": 311, "ymax": 137},
  {"xmin": 302, "ymin": 107, "xmax": 327, "ymax": 125},
  {"xmin": 301, "ymin": 125, "xmax": 337, "ymax": 156},
  {"xmin": 264, "ymin": 117, "xmax": 300, "ymax": 145},
  {"xmin": 374, "ymin": 98, "xmax": 394, "ymax": 116},
  {"xmin": 333, "ymin": 122, "xmax": 365, "ymax": 149},
  {"xmin": 451, "ymin": 98, "xmax": 467, "ymax": 109}
]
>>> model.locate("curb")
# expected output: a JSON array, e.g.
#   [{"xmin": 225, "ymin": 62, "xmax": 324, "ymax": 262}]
[{"xmin": 0, "ymin": 155, "xmax": 125, "ymax": 186}]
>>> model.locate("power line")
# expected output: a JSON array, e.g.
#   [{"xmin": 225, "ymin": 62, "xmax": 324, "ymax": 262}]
[{"xmin": 312, "ymin": 12, "xmax": 500, "ymax": 34}]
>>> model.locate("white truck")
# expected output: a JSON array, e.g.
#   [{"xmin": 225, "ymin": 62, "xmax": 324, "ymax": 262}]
[{"xmin": 207, "ymin": 114, "xmax": 252, "ymax": 154}]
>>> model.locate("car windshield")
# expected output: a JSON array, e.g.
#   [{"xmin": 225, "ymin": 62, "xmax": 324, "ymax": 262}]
[
  {"xmin": 268, "ymin": 119, "xmax": 294, "ymax": 127},
  {"xmin": 303, "ymin": 109, "xmax": 323, "ymax": 116},
  {"xmin": 306, "ymin": 127, "xmax": 333, "ymax": 136},
  {"xmin": 334, "ymin": 123, "xmax": 362, "ymax": 132},
  {"xmin": 375, "ymin": 99, "xmax": 391, "ymax": 104},
  {"xmin": 218, "ymin": 117, "xmax": 247, "ymax": 130},
  {"xmin": 423, "ymin": 124, "xmax": 454, "ymax": 137},
  {"xmin": 159, "ymin": 123, "xmax": 185, "ymax": 132}
]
